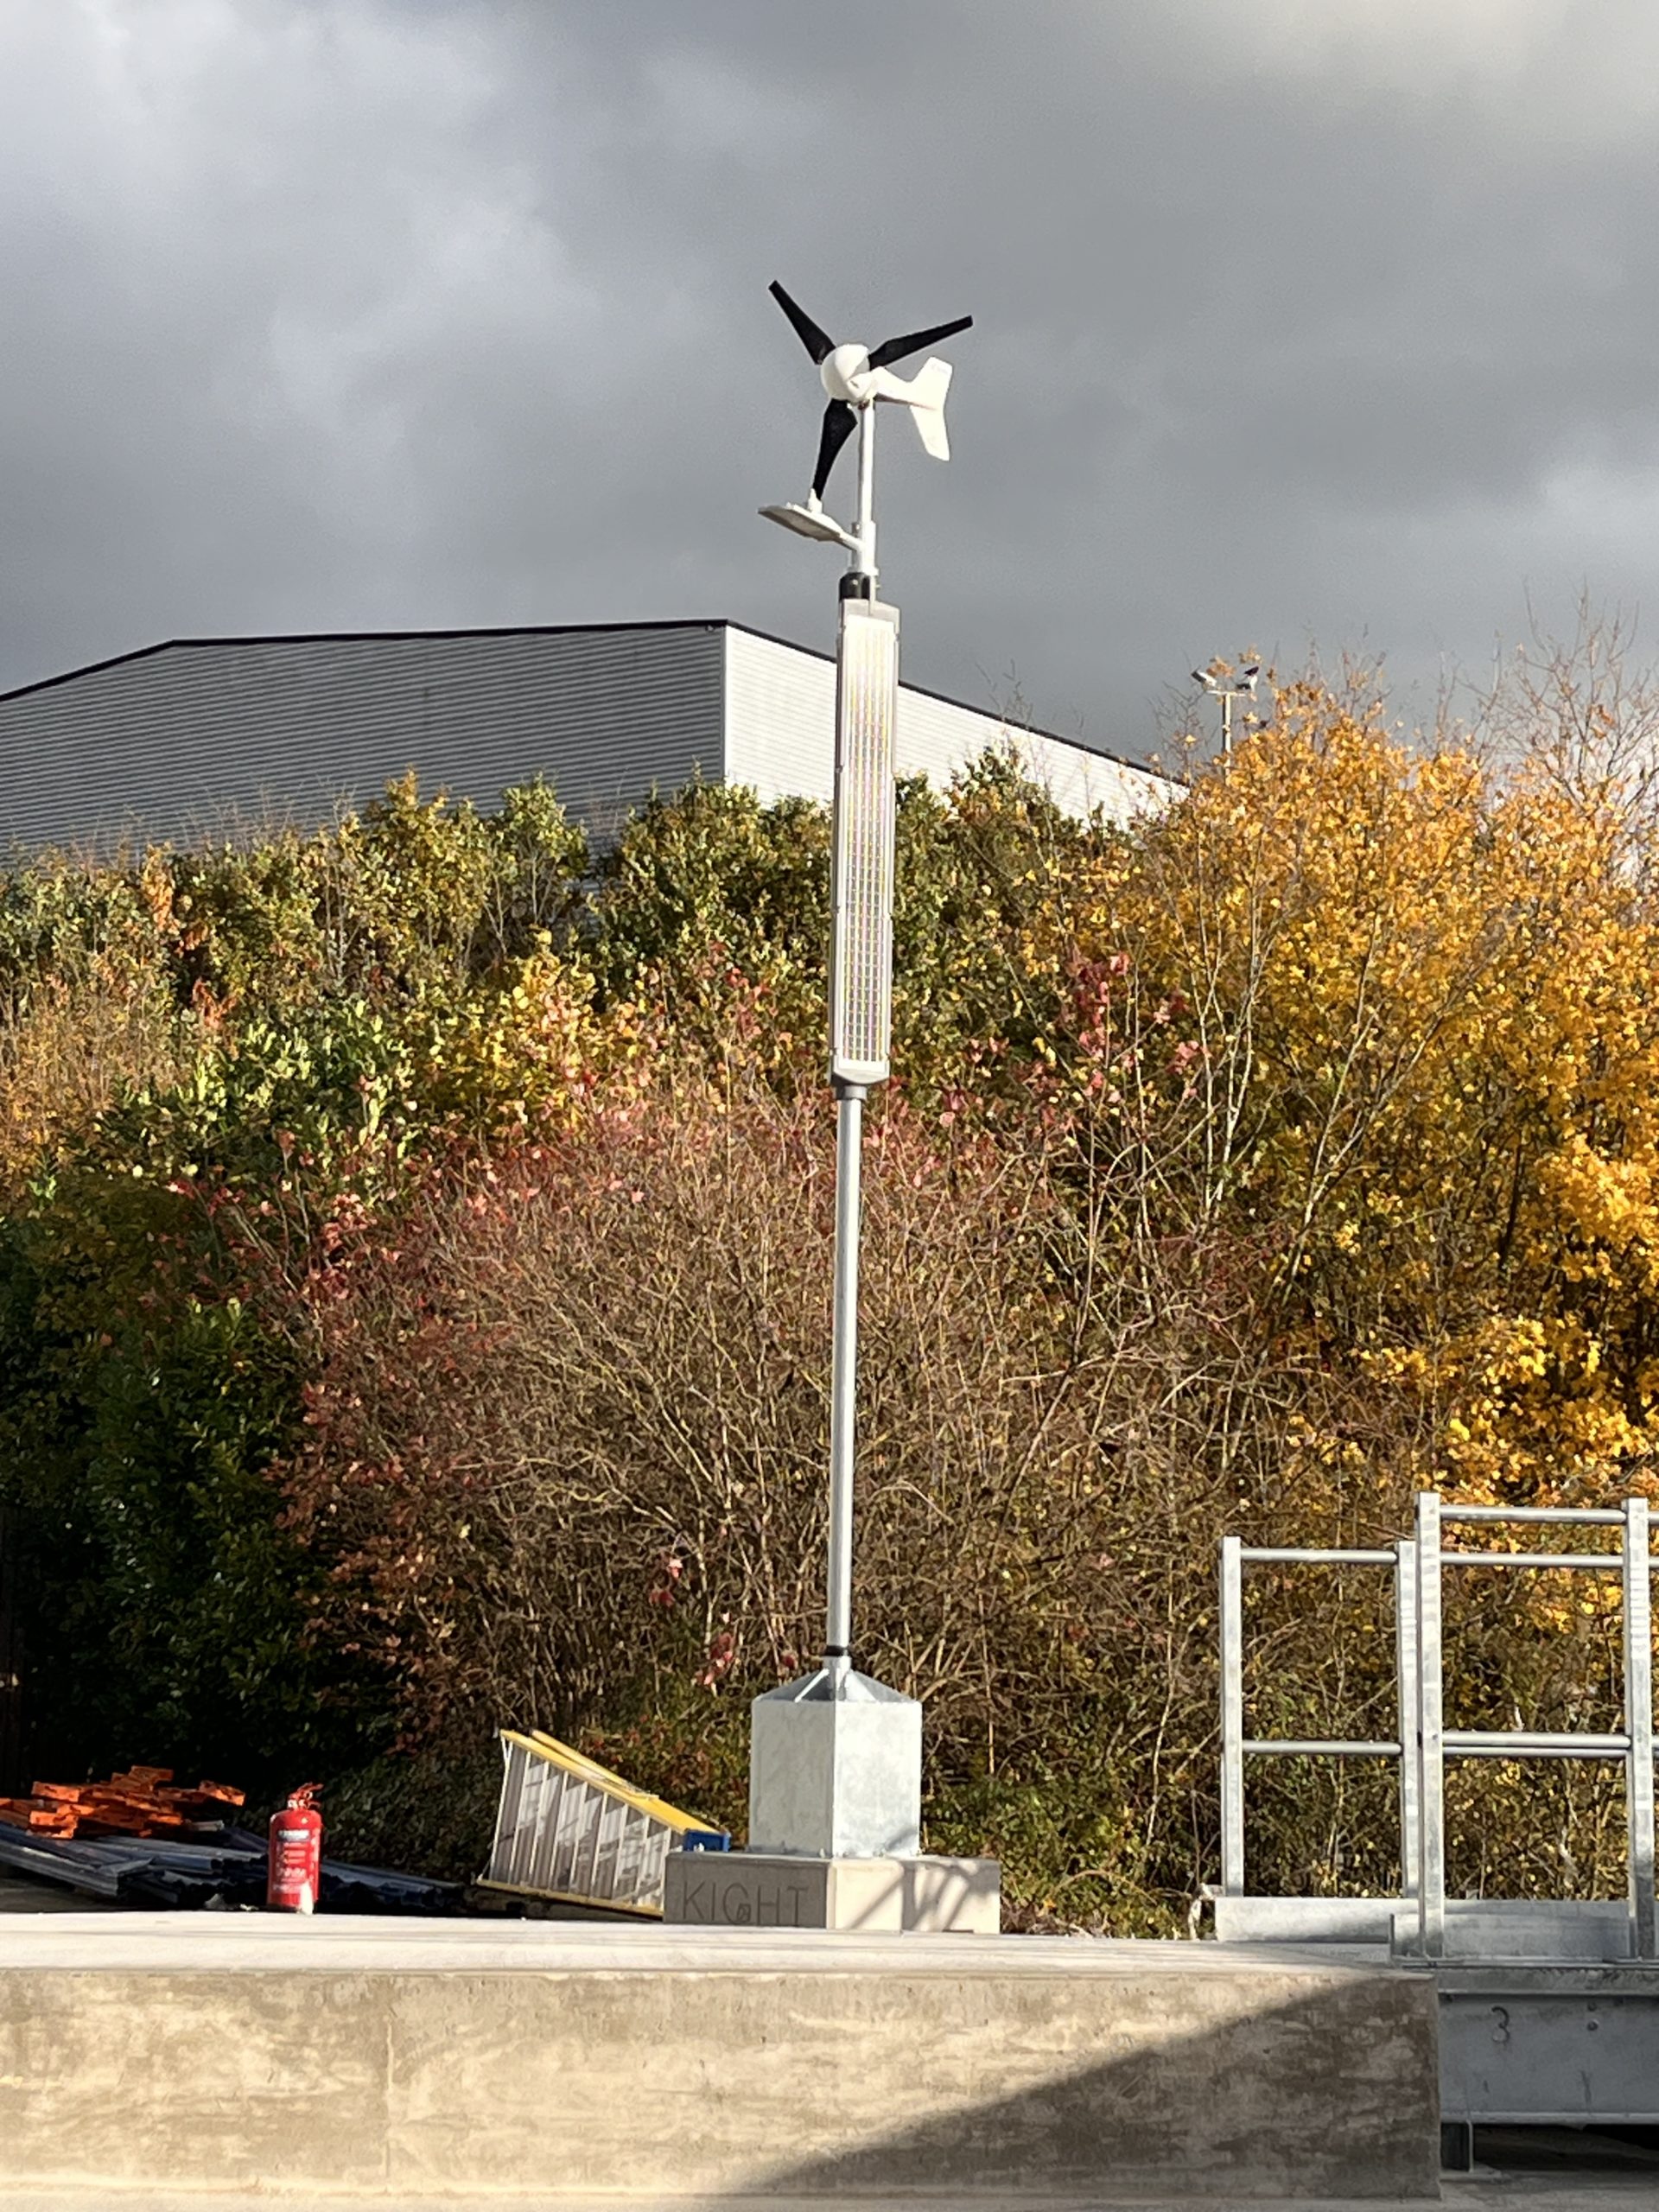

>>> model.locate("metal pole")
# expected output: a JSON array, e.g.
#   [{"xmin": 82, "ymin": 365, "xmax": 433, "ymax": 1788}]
[
  {"xmin": 1415, "ymin": 1493, "xmax": 1446, "ymax": 1956},
  {"xmin": 824, "ymin": 1085, "xmax": 864, "ymax": 1676},
  {"xmin": 854, "ymin": 400, "xmax": 877, "ymax": 584},
  {"xmin": 1623, "ymin": 1495, "xmax": 1655, "ymax": 1957},
  {"xmin": 1395, "ymin": 1539, "xmax": 1421, "ymax": 1899},
  {"xmin": 823, "ymin": 397, "xmax": 887, "ymax": 1681},
  {"xmin": 1221, "ymin": 689, "xmax": 1233, "ymax": 757},
  {"xmin": 1220, "ymin": 1536, "xmax": 1245, "ymax": 1894}
]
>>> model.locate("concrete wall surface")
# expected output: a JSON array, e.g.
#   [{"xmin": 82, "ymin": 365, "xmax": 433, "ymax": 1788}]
[
  {"xmin": 0, "ymin": 2190, "xmax": 1642, "ymax": 2212},
  {"xmin": 0, "ymin": 1916, "xmax": 1440, "ymax": 2202}
]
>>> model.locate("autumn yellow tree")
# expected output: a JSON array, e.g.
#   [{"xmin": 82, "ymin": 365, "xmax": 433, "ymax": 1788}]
[{"xmin": 1043, "ymin": 674, "xmax": 1659, "ymax": 1522}]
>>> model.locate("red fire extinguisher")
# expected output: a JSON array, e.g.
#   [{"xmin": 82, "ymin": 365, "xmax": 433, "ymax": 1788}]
[{"xmin": 267, "ymin": 1783, "xmax": 323, "ymax": 1914}]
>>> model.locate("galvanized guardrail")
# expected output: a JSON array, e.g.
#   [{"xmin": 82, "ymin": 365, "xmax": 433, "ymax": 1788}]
[
  {"xmin": 1219, "ymin": 1537, "xmax": 1420, "ymax": 1904},
  {"xmin": 1218, "ymin": 1494, "xmax": 1657, "ymax": 1961}
]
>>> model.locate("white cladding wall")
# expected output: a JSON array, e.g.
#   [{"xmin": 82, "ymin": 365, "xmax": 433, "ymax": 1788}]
[{"xmin": 722, "ymin": 626, "xmax": 1160, "ymax": 823}]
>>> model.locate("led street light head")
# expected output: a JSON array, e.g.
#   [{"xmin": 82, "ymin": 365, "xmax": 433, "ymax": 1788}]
[{"xmin": 759, "ymin": 501, "xmax": 861, "ymax": 551}]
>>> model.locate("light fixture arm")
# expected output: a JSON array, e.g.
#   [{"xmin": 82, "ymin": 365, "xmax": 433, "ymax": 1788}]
[{"xmin": 1192, "ymin": 659, "xmax": 1264, "ymax": 758}]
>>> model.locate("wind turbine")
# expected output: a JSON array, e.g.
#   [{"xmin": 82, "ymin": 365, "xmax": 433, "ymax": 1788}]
[
  {"xmin": 761, "ymin": 280, "xmax": 972, "ymax": 575},
  {"xmin": 740, "ymin": 281, "xmax": 983, "ymax": 1897}
]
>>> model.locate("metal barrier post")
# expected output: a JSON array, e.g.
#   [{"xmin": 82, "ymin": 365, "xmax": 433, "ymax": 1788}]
[
  {"xmin": 1414, "ymin": 1493, "xmax": 1446, "ymax": 1957},
  {"xmin": 1624, "ymin": 1497, "xmax": 1656, "ymax": 1958},
  {"xmin": 1396, "ymin": 1538, "xmax": 1420, "ymax": 1900},
  {"xmin": 1220, "ymin": 1535, "xmax": 1245, "ymax": 1896}
]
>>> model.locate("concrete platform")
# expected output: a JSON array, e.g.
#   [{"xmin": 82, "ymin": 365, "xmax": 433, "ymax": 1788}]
[
  {"xmin": 4, "ymin": 2189, "xmax": 1657, "ymax": 2212},
  {"xmin": 0, "ymin": 1914, "xmax": 1439, "ymax": 2202}
]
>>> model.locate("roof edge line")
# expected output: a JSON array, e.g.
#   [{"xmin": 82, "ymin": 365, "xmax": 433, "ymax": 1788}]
[{"xmin": 0, "ymin": 619, "xmax": 1166, "ymax": 780}]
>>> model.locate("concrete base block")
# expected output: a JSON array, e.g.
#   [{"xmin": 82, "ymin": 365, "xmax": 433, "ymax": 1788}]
[
  {"xmin": 749, "ymin": 1665, "xmax": 922, "ymax": 1857},
  {"xmin": 663, "ymin": 1849, "xmax": 1001, "ymax": 1933}
]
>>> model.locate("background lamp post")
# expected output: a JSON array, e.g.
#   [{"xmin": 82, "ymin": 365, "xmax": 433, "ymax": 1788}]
[
  {"xmin": 1192, "ymin": 659, "xmax": 1262, "ymax": 755},
  {"xmin": 748, "ymin": 281, "xmax": 970, "ymax": 1863}
]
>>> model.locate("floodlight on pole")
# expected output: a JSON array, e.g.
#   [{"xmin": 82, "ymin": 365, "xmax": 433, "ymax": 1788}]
[
  {"xmin": 745, "ymin": 280, "xmax": 971, "ymax": 1863},
  {"xmin": 1192, "ymin": 659, "xmax": 1262, "ymax": 756}
]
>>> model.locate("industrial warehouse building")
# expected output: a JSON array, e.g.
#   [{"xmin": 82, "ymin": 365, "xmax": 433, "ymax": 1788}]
[{"xmin": 0, "ymin": 619, "xmax": 1163, "ymax": 852}]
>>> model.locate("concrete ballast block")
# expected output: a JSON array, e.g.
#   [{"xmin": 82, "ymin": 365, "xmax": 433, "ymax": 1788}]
[
  {"xmin": 0, "ymin": 1917, "xmax": 1443, "ymax": 2200},
  {"xmin": 748, "ymin": 1666, "xmax": 921, "ymax": 1857},
  {"xmin": 663, "ymin": 1850, "xmax": 1001, "ymax": 1932}
]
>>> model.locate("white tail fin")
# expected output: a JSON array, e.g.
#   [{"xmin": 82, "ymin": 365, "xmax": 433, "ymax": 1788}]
[{"xmin": 865, "ymin": 355, "xmax": 953, "ymax": 461}]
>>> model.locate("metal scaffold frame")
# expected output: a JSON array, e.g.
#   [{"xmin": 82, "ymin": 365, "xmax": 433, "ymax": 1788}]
[
  {"xmin": 1410, "ymin": 1494, "xmax": 1655, "ymax": 1961},
  {"xmin": 1216, "ymin": 1494, "xmax": 1659, "ymax": 2152},
  {"xmin": 1219, "ymin": 1535, "xmax": 1420, "ymax": 1905},
  {"xmin": 1217, "ymin": 1493, "xmax": 1657, "ymax": 1963}
]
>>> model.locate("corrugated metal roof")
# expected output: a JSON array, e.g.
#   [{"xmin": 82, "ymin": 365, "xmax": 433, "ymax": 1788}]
[
  {"xmin": 0, "ymin": 620, "xmax": 734, "ymax": 708},
  {"xmin": 0, "ymin": 625, "xmax": 728, "ymax": 852}
]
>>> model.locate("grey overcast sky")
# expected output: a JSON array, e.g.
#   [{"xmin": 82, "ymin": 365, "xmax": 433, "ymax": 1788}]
[{"xmin": 2, "ymin": 0, "xmax": 1656, "ymax": 760}]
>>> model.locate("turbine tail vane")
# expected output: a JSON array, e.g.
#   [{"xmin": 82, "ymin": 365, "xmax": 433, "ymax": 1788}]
[{"xmin": 864, "ymin": 358, "xmax": 953, "ymax": 460}]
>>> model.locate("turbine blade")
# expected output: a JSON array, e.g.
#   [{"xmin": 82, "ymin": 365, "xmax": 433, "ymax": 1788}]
[
  {"xmin": 770, "ymin": 280, "xmax": 835, "ymax": 364},
  {"xmin": 867, "ymin": 314, "xmax": 973, "ymax": 371},
  {"xmin": 811, "ymin": 400, "xmax": 857, "ymax": 499}
]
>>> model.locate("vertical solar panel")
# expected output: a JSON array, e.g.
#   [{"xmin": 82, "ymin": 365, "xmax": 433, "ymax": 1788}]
[{"xmin": 830, "ymin": 599, "xmax": 899, "ymax": 1086}]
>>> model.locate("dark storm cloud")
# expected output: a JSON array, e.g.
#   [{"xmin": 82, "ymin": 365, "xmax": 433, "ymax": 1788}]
[{"xmin": 3, "ymin": 0, "xmax": 1657, "ymax": 756}]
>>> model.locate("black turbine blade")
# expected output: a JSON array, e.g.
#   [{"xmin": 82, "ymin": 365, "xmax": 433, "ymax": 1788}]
[
  {"xmin": 770, "ymin": 280, "xmax": 835, "ymax": 365},
  {"xmin": 867, "ymin": 313, "xmax": 973, "ymax": 371},
  {"xmin": 812, "ymin": 400, "xmax": 857, "ymax": 499}
]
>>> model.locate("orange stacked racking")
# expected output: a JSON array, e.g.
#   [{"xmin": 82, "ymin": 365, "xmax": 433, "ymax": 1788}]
[{"xmin": 0, "ymin": 1767, "xmax": 244, "ymax": 1840}]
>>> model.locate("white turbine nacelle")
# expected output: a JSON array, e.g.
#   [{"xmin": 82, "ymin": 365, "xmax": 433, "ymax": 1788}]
[
  {"xmin": 821, "ymin": 343, "xmax": 873, "ymax": 398},
  {"xmin": 821, "ymin": 342, "xmax": 955, "ymax": 461}
]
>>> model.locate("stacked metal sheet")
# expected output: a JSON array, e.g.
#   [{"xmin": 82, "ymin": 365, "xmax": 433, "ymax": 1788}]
[{"xmin": 0, "ymin": 1821, "xmax": 459, "ymax": 1913}]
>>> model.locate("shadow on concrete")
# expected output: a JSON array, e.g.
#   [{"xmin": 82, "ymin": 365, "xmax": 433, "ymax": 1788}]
[{"xmin": 730, "ymin": 1955, "xmax": 1442, "ymax": 2204}]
